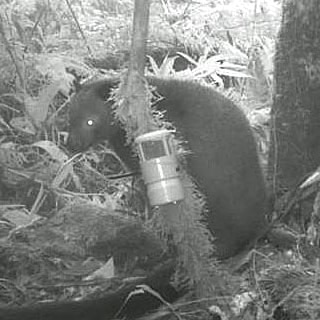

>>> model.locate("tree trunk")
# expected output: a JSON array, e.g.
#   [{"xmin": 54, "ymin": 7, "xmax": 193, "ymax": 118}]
[{"xmin": 269, "ymin": 0, "xmax": 320, "ymax": 194}]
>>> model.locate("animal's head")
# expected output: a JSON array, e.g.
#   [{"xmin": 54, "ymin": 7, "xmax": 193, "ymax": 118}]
[{"xmin": 67, "ymin": 79, "xmax": 119, "ymax": 152}]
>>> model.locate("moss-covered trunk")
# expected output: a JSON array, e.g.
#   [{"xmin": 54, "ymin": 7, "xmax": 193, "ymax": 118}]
[{"xmin": 269, "ymin": 0, "xmax": 320, "ymax": 193}]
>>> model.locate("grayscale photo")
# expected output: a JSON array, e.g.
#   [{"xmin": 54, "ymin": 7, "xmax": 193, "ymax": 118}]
[{"xmin": 1, "ymin": 1, "xmax": 319, "ymax": 319}]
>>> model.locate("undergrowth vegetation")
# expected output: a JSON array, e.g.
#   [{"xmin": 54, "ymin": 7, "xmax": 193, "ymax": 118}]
[
  {"xmin": 2, "ymin": 1, "xmax": 318, "ymax": 320},
  {"xmin": 0, "ymin": 0, "xmax": 277, "ymax": 211}
]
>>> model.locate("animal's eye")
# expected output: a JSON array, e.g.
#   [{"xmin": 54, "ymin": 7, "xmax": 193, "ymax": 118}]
[{"xmin": 87, "ymin": 119, "xmax": 94, "ymax": 126}]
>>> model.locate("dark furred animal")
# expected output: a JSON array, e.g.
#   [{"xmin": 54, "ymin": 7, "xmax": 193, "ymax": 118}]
[{"xmin": 68, "ymin": 77, "xmax": 267, "ymax": 259}]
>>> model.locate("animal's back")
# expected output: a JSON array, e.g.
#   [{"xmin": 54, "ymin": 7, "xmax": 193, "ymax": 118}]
[{"xmin": 148, "ymin": 77, "xmax": 267, "ymax": 258}]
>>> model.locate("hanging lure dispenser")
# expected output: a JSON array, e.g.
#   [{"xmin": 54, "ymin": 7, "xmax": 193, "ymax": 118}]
[{"xmin": 135, "ymin": 130, "xmax": 184, "ymax": 206}]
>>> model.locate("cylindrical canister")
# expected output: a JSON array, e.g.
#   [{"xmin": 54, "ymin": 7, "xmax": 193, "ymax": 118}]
[{"xmin": 135, "ymin": 130, "xmax": 184, "ymax": 206}]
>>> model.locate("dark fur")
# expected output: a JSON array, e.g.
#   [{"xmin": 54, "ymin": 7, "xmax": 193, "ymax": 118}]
[
  {"xmin": 68, "ymin": 77, "xmax": 267, "ymax": 259},
  {"xmin": 0, "ymin": 261, "xmax": 178, "ymax": 320}
]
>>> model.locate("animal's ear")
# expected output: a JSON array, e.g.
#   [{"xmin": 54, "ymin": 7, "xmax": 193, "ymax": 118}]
[
  {"xmin": 94, "ymin": 80, "xmax": 118, "ymax": 101},
  {"xmin": 73, "ymin": 78, "xmax": 120, "ymax": 100}
]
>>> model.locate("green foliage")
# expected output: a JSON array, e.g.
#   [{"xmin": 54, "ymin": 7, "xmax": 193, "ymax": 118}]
[
  {"xmin": 149, "ymin": 50, "xmax": 252, "ymax": 86},
  {"xmin": 148, "ymin": 54, "xmax": 178, "ymax": 77},
  {"xmin": 0, "ymin": 0, "xmax": 278, "ymax": 314},
  {"xmin": 0, "ymin": 0, "xmax": 277, "ymax": 226},
  {"xmin": 0, "ymin": 0, "xmax": 274, "ymax": 249}
]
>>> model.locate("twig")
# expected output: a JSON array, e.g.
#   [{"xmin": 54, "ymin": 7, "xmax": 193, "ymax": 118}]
[{"xmin": 64, "ymin": 0, "xmax": 93, "ymax": 57}]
